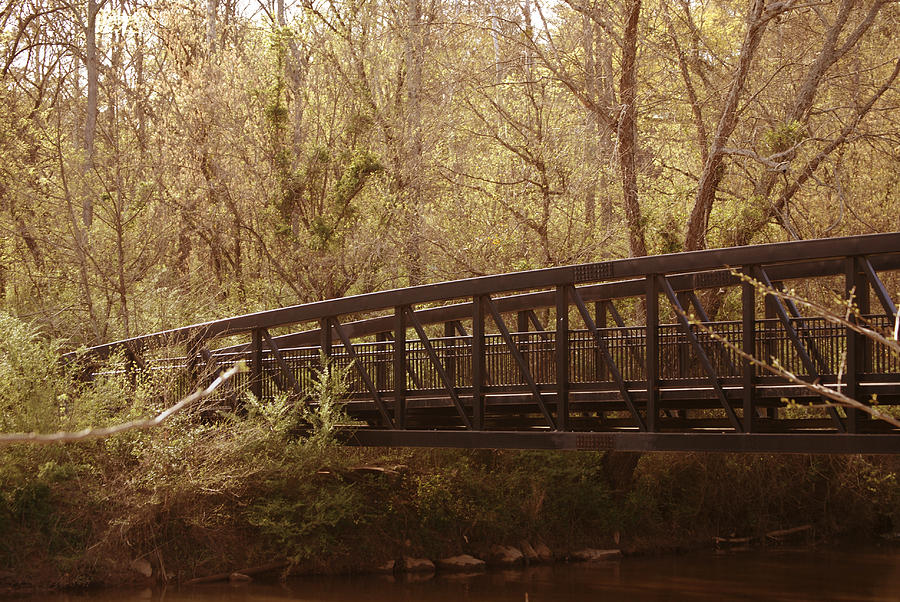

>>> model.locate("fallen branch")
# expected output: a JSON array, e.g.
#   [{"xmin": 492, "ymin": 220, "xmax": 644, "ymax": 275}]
[
  {"xmin": 184, "ymin": 560, "xmax": 291, "ymax": 585},
  {"xmin": 766, "ymin": 524, "xmax": 813, "ymax": 540},
  {"xmin": 0, "ymin": 362, "xmax": 247, "ymax": 446}
]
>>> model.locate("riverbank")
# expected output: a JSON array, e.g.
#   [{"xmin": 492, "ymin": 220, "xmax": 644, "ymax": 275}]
[
  {"xmin": 2, "ymin": 438, "xmax": 898, "ymax": 595},
  {"xmin": 1, "ymin": 328, "xmax": 897, "ymax": 595}
]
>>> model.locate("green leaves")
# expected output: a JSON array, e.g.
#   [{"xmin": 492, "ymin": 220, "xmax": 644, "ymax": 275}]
[{"xmin": 762, "ymin": 121, "xmax": 805, "ymax": 156}]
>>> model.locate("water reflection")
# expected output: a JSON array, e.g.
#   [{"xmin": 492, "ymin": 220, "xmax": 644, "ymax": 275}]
[{"xmin": 14, "ymin": 548, "xmax": 900, "ymax": 601}]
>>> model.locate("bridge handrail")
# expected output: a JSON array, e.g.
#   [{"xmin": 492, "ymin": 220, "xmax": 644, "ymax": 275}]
[
  {"xmin": 212, "ymin": 253, "xmax": 900, "ymax": 356},
  {"xmin": 76, "ymin": 232, "xmax": 900, "ymax": 359}
]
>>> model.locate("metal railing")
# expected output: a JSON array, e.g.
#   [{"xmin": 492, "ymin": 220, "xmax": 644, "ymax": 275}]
[{"xmin": 75, "ymin": 233, "xmax": 900, "ymax": 452}]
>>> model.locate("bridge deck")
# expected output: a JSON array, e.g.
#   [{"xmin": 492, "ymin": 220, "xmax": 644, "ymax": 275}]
[{"xmin": 78, "ymin": 233, "xmax": 900, "ymax": 453}]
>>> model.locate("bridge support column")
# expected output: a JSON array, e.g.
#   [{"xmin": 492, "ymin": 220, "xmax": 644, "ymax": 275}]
[
  {"xmin": 319, "ymin": 318, "xmax": 332, "ymax": 360},
  {"xmin": 472, "ymin": 296, "xmax": 486, "ymax": 430},
  {"xmin": 517, "ymin": 311, "xmax": 529, "ymax": 333},
  {"xmin": 251, "ymin": 328, "xmax": 263, "ymax": 400},
  {"xmin": 394, "ymin": 307, "xmax": 406, "ymax": 429},
  {"xmin": 186, "ymin": 336, "xmax": 201, "ymax": 387},
  {"xmin": 556, "ymin": 286, "xmax": 569, "ymax": 431},
  {"xmin": 764, "ymin": 293, "xmax": 778, "ymax": 420},
  {"xmin": 595, "ymin": 302, "xmax": 607, "ymax": 382},
  {"xmin": 742, "ymin": 266, "xmax": 756, "ymax": 432},
  {"xmin": 645, "ymin": 275, "xmax": 659, "ymax": 432},
  {"xmin": 846, "ymin": 257, "xmax": 870, "ymax": 433},
  {"xmin": 376, "ymin": 332, "xmax": 389, "ymax": 391}
]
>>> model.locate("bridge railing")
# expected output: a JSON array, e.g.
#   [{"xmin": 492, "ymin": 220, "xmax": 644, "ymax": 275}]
[{"xmin": 75, "ymin": 233, "xmax": 900, "ymax": 437}]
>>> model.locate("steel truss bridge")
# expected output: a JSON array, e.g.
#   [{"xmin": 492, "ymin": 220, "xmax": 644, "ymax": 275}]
[{"xmin": 80, "ymin": 233, "xmax": 900, "ymax": 454}]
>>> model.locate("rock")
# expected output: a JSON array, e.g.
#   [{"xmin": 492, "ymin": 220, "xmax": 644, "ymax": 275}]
[
  {"xmin": 375, "ymin": 560, "xmax": 396, "ymax": 574},
  {"xmin": 436, "ymin": 554, "xmax": 486, "ymax": 572},
  {"xmin": 570, "ymin": 548, "xmax": 622, "ymax": 562},
  {"xmin": 229, "ymin": 572, "xmax": 252, "ymax": 583},
  {"xmin": 402, "ymin": 571, "xmax": 435, "ymax": 583},
  {"xmin": 534, "ymin": 542, "xmax": 553, "ymax": 563},
  {"xmin": 402, "ymin": 556, "xmax": 435, "ymax": 573},
  {"xmin": 519, "ymin": 540, "xmax": 538, "ymax": 562},
  {"xmin": 130, "ymin": 558, "xmax": 153, "ymax": 578},
  {"xmin": 488, "ymin": 545, "xmax": 524, "ymax": 566}
]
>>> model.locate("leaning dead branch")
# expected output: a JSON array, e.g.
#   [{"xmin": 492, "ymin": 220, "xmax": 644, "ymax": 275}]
[
  {"xmin": 0, "ymin": 362, "xmax": 247, "ymax": 446},
  {"xmin": 679, "ymin": 307, "xmax": 900, "ymax": 429},
  {"xmin": 732, "ymin": 269, "xmax": 900, "ymax": 353}
]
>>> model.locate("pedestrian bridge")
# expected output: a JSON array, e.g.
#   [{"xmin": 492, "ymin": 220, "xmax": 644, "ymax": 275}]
[{"xmin": 80, "ymin": 233, "xmax": 900, "ymax": 454}]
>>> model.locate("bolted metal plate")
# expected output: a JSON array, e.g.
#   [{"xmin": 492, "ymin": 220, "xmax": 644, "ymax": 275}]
[
  {"xmin": 576, "ymin": 433, "xmax": 616, "ymax": 451},
  {"xmin": 694, "ymin": 270, "xmax": 733, "ymax": 289},
  {"xmin": 575, "ymin": 263, "xmax": 614, "ymax": 283}
]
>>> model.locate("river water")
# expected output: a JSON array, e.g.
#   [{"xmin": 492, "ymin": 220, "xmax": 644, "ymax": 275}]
[{"xmin": 12, "ymin": 548, "xmax": 900, "ymax": 601}]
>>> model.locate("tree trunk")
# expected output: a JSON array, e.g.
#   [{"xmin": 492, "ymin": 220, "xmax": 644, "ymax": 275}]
[
  {"xmin": 207, "ymin": 0, "xmax": 217, "ymax": 55},
  {"xmin": 403, "ymin": 0, "xmax": 424, "ymax": 285},
  {"xmin": 582, "ymin": 13, "xmax": 597, "ymax": 226},
  {"xmin": 602, "ymin": 451, "xmax": 641, "ymax": 491},
  {"xmin": 617, "ymin": 0, "xmax": 646, "ymax": 258},
  {"xmin": 82, "ymin": 0, "xmax": 98, "ymax": 229},
  {"xmin": 684, "ymin": 0, "xmax": 768, "ymax": 252}
]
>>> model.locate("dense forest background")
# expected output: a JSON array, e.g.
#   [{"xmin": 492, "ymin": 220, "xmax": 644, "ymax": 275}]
[
  {"xmin": 2, "ymin": 0, "xmax": 898, "ymax": 347},
  {"xmin": 2, "ymin": 2, "xmax": 900, "ymax": 589}
]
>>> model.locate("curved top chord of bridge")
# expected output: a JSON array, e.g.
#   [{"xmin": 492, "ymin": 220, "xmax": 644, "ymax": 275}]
[{"xmin": 81, "ymin": 233, "xmax": 900, "ymax": 454}]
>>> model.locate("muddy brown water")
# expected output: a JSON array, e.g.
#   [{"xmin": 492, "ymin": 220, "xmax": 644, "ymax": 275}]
[{"xmin": 9, "ymin": 548, "xmax": 900, "ymax": 601}]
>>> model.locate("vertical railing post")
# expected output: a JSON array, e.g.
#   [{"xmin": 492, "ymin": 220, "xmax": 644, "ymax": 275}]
[
  {"xmin": 742, "ymin": 265, "xmax": 756, "ymax": 432},
  {"xmin": 319, "ymin": 317, "xmax": 332, "ymax": 364},
  {"xmin": 763, "ymin": 290, "xmax": 779, "ymax": 420},
  {"xmin": 645, "ymin": 276, "xmax": 659, "ymax": 432},
  {"xmin": 319, "ymin": 317, "xmax": 332, "ymax": 406},
  {"xmin": 845, "ymin": 257, "xmax": 869, "ymax": 433},
  {"xmin": 186, "ymin": 336, "xmax": 201, "ymax": 386},
  {"xmin": 444, "ymin": 322, "xmax": 456, "ymax": 389},
  {"xmin": 595, "ymin": 301, "xmax": 607, "ymax": 382},
  {"xmin": 472, "ymin": 296, "xmax": 485, "ymax": 430},
  {"xmin": 675, "ymin": 292, "xmax": 691, "ymax": 379},
  {"xmin": 517, "ymin": 311, "xmax": 529, "ymax": 333},
  {"xmin": 251, "ymin": 328, "xmax": 263, "ymax": 399},
  {"xmin": 376, "ymin": 332, "xmax": 389, "ymax": 391},
  {"xmin": 556, "ymin": 286, "xmax": 569, "ymax": 431},
  {"xmin": 394, "ymin": 307, "xmax": 406, "ymax": 429}
]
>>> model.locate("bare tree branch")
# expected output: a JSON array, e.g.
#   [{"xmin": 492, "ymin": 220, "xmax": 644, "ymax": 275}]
[
  {"xmin": 0, "ymin": 363, "xmax": 247, "ymax": 446},
  {"xmin": 690, "ymin": 316, "xmax": 900, "ymax": 429},
  {"xmin": 678, "ymin": 272, "xmax": 900, "ymax": 428}
]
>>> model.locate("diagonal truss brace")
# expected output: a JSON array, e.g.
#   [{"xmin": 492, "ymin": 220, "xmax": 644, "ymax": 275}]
[
  {"xmin": 683, "ymin": 291, "xmax": 739, "ymax": 376},
  {"xmin": 659, "ymin": 277, "xmax": 743, "ymax": 431},
  {"xmin": 331, "ymin": 318, "xmax": 395, "ymax": 428},
  {"xmin": 525, "ymin": 309, "xmax": 552, "ymax": 341},
  {"xmin": 755, "ymin": 268, "xmax": 845, "ymax": 432},
  {"xmin": 446, "ymin": 319, "xmax": 495, "ymax": 387},
  {"xmin": 382, "ymin": 331, "xmax": 425, "ymax": 390},
  {"xmin": 770, "ymin": 283, "xmax": 830, "ymax": 374},
  {"xmin": 859, "ymin": 256, "xmax": 897, "ymax": 321},
  {"xmin": 569, "ymin": 286, "xmax": 647, "ymax": 431},
  {"xmin": 260, "ymin": 329, "xmax": 304, "ymax": 397},
  {"xmin": 405, "ymin": 306, "xmax": 473, "ymax": 429},
  {"xmin": 484, "ymin": 296, "xmax": 556, "ymax": 430}
]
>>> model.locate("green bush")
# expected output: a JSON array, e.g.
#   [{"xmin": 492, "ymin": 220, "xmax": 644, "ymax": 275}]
[{"xmin": 0, "ymin": 313, "xmax": 71, "ymax": 433}]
